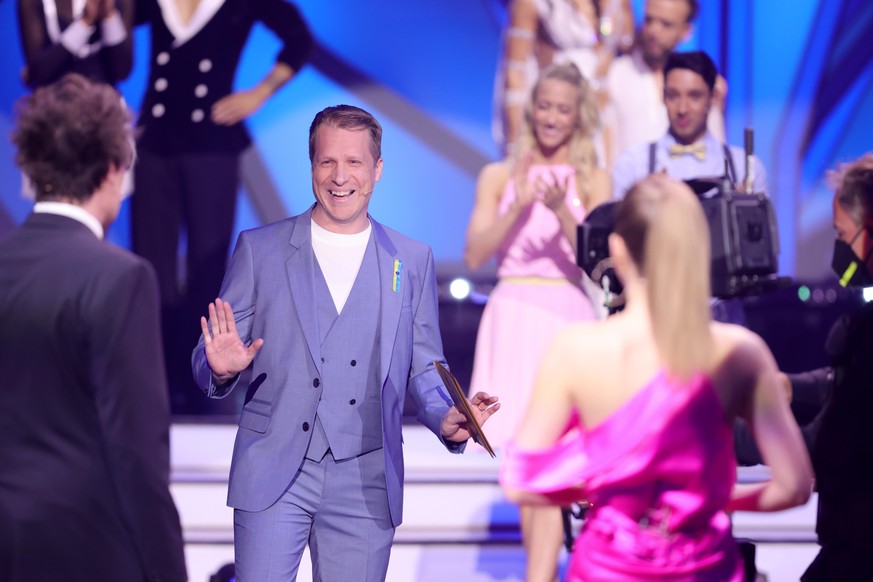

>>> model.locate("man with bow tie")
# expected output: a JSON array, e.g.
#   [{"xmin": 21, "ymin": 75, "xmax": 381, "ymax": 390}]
[{"xmin": 611, "ymin": 50, "xmax": 767, "ymax": 200}]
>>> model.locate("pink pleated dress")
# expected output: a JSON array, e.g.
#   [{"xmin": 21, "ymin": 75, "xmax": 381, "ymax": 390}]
[
  {"xmin": 469, "ymin": 164, "xmax": 596, "ymax": 450},
  {"xmin": 500, "ymin": 372, "xmax": 744, "ymax": 581}
]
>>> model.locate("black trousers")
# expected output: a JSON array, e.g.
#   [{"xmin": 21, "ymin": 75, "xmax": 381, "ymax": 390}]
[{"xmin": 131, "ymin": 149, "xmax": 240, "ymax": 414}]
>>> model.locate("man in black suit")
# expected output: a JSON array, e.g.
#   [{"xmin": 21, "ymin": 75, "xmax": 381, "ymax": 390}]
[{"xmin": 0, "ymin": 74, "xmax": 187, "ymax": 581}]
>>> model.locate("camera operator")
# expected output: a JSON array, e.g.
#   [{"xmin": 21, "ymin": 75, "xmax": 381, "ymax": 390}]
[
  {"xmin": 611, "ymin": 50, "xmax": 767, "ymax": 200},
  {"xmin": 794, "ymin": 154, "xmax": 873, "ymax": 580},
  {"xmin": 730, "ymin": 153, "xmax": 873, "ymax": 580}
]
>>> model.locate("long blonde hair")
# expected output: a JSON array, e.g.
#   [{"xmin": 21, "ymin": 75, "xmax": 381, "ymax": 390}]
[
  {"xmin": 615, "ymin": 175, "xmax": 713, "ymax": 379},
  {"xmin": 514, "ymin": 62, "xmax": 600, "ymax": 210}
]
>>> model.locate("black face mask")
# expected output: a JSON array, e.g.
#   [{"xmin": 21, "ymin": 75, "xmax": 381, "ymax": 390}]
[{"xmin": 831, "ymin": 227, "xmax": 873, "ymax": 287}]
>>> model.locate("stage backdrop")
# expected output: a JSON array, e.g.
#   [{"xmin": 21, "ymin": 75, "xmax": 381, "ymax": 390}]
[{"xmin": 1, "ymin": 0, "xmax": 871, "ymax": 281}]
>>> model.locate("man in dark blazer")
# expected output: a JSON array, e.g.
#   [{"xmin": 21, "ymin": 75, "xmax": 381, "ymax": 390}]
[
  {"xmin": 0, "ymin": 74, "xmax": 187, "ymax": 581},
  {"xmin": 193, "ymin": 105, "xmax": 500, "ymax": 580}
]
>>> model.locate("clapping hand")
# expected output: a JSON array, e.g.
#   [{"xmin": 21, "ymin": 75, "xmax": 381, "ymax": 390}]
[
  {"xmin": 200, "ymin": 298, "xmax": 264, "ymax": 385},
  {"xmin": 510, "ymin": 152, "xmax": 538, "ymax": 214},
  {"xmin": 534, "ymin": 170, "xmax": 572, "ymax": 213}
]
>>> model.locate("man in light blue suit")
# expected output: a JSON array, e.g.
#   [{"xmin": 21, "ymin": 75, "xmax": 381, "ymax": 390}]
[{"xmin": 193, "ymin": 104, "xmax": 500, "ymax": 581}]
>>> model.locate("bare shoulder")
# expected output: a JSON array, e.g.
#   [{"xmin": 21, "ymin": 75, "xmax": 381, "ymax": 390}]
[
  {"xmin": 544, "ymin": 319, "xmax": 616, "ymax": 372},
  {"xmin": 475, "ymin": 161, "xmax": 512, "ymax": 200},
  {"xmin": 510, "ymin": 0, "xmax": 537, "ymax": 18},
  {"xmin": 710, "ymin": 322, "xmax": 774, "ymax": 378},
  {"xmin": 478, "ymin": 161, "xmax": 511, "ymax": 186}
]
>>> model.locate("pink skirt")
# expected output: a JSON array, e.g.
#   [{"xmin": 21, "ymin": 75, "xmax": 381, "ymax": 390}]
[{"xmin": 469, "ymin": 278, "xmax": 596, "ymax": 450}]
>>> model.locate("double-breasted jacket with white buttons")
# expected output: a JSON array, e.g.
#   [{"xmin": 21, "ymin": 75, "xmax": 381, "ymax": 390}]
[{"xmin": 135, "ymin": 0, "xmax": 312, "ymax": 156}]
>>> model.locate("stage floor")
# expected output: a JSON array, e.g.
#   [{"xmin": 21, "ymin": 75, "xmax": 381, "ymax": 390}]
[{"xmin": 170, "ymin": 423, "xmax": 820, "ymax": 582}]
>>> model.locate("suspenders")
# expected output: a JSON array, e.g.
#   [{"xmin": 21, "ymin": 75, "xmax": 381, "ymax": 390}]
[{"xmin": 648, "ymin": 142, "xmax": 738, "ymax": 183}]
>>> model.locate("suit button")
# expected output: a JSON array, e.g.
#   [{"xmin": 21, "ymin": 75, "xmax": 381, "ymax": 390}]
[
  {"xmin": 349, "ymin": 399, "xmax": 356, "ymax": 405},
  {"xmin": 302, "ymin": 422, "xmax": 310, "ymax": 431},
  {"xmin": 320, "ymin": 357, "xmax": 325, "ymax": 363},
  {"xmin": 350, "ymin": 359, "xmax": 357, "ymax": 367},
  {"xmin": 313, "ymin": 378, "xmax": 320, "ymax": 388}
]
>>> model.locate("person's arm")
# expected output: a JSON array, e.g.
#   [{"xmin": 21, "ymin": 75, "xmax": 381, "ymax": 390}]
[
  {"xmin": 535, "ymin": 167, "xmax": 610, "ymax": 255},
  {"xmin": 98, "ymin": 0, "xmax": 134, "ymax": 84},
  {"xmin": 17, "ymin": 0, "xmax": 77, "ymax": 87},
  {"xmin": 402, "ymin": 247, "xmax": 490, "ymax": 451},
  {"xmin": 192, "ymin": 232, "xmax": 262, "ymax": 397},
  {"xmin": 464, "ymin": 160, "xmax": 531, "ymax": 270},
  {"xmin": 537, "ymin": 168, "xmax": 580, "ymax": 252},
  {"xmin": 90, "ymin": 259, "xmax": 187, "ymax": 581},
  {"xmin": 501, "ymin": 0, "xmax": 538, "ymax": 150},
  {"xmin": 211, "ymin": 62, "xmax": 294, "ymax": 125},
  {"xmin": 726, "ymin": 332, "xmax": 813, "ymax": 513},
  {"xmin": 500, "ymin": 327, "xmax": 581, "ymax": 505},
  {"xmin": 211, "ymin": 0, "xmax": 313, "ymax": 125}
]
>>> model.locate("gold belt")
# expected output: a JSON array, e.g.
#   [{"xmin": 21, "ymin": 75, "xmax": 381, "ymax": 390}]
[{"xmin": 500, "ymin": 277, "xmax": 575, "ymax": 285}]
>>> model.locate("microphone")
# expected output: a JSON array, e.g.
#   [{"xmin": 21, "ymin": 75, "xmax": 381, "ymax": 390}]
[{"xmin": 743, "ymin": 128, "xmax": 755, "ymax": 194}]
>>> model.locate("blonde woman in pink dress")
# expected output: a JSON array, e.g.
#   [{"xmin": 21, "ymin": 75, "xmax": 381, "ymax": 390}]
[
  {"xmin": 500, "ymin": 175, "xmax": 813, "ymax": 581},
  {"xmin": 466, "ymin": 62, "xmax": 611, "ymax": 582}
]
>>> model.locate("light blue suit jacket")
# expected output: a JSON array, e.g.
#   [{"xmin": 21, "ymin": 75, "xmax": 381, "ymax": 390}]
[{"xmin": 192, "ymin": 207, "xmax": 461, "ymax": 526}]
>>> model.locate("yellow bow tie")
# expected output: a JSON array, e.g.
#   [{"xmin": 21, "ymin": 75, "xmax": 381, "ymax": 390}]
[{"xmin": 669, "ymin": 143, "xmax": 706, "ymax": 161}]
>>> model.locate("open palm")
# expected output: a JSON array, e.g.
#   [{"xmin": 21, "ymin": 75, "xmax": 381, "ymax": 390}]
[{"xmin": 200, "ymin": 298, "xmax": 264, "ymax": 384}]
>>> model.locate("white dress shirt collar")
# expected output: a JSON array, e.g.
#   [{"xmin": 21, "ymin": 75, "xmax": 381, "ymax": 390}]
[
  {"xmin": 33, "ymin": 201, "xmax": 104, "ymax": 239},
  {"xmin": 156, "ymin": 0, "xmax": 225, "ymax": 48}
]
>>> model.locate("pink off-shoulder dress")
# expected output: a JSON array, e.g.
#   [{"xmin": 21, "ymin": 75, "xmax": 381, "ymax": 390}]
[{"xmin": 500, "ymin": 371, "xmax": 744, "ymax": 581}]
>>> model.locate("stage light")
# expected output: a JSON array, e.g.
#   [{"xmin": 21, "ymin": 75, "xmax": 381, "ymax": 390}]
[
  {"xmin": 864, "ymin": 287, "xmax": 873, "ymax": 302},
  {"xmin": 797, "ymin": 285, "xmax": 810, "ymax": 302},
  {"xmin": 449, "ymin": 278, "xmax": 472, "ymax": 301}
]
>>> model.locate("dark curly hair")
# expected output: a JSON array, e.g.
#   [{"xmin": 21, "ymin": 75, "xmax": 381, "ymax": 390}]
[{"xmin": 13, "ymin": 73, "xmax": 134, "ymax": 203}]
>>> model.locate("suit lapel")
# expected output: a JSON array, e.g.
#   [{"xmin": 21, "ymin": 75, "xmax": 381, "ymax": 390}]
[
  {"xmin": 373, "ymin": 219, "xmax": 401, "ymax": 389},
  {"xmin": 285, "ymin": 207, "xmax": 322, "ymax": 370}
]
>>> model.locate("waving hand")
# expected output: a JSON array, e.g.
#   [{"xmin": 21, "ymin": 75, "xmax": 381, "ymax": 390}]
[{"xmin": 200, "ymin": 298, "xmax": 264, "ymax": 385}]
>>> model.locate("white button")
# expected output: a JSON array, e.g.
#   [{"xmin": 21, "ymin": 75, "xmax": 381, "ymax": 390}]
[
  {"xmin": 155, "ymin": 78, "xmax": 168, "ymax": 92},
  {"xmin": 198, "ymin": 59, "xmax": 212, "ymax": 73},
  {"xmin": 191, "ymin": 109, "xmax": 205, "ymax": 123},
  {"xmin": 152, "ymin": 103, "xmax": 165, "ymax": 118},
  {"xmin": 156, "ymin": 52, "xmax": 170, "ymax": 65},
  {"xmin": 194, "ymin": 84, "xmax": 208, "ymax": 98}
]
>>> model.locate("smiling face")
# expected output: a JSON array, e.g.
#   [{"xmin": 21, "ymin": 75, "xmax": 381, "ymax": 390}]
[
  {"xmin": 664, "ymin": 68, "xmax": 712, "ymax": 145},
  {"xmin": 531, "ymin": 78, "xmax": 580, "ymax": 156},
  {"xmin": 310, "ymin": 125, "xmax": 383, "ymax": 234}
]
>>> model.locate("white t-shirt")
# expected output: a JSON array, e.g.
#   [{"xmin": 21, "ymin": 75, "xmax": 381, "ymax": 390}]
[{"xmin": 310, "ymin": 219, "xmax": 372, "ymax": 314}]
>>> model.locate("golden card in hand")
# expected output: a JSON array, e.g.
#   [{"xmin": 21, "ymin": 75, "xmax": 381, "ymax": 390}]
[{"xmin": 434, "ymin": 360, "xmax": 496, "ymax": 458}]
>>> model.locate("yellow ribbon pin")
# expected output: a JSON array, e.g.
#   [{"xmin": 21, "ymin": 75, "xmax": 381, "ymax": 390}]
[{"xmin": 392, "ymin": 259, "xmax": 402, "ymax": 293}]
